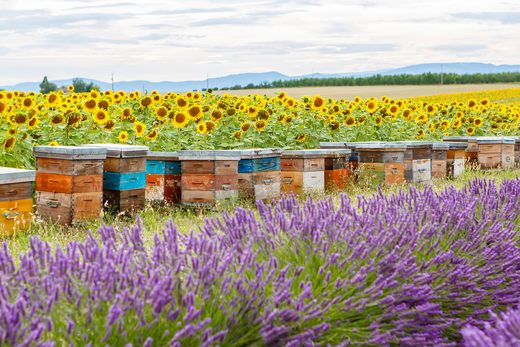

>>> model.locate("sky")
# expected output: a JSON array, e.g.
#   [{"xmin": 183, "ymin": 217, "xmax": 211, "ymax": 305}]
[{"xmin": 0, "ymin": 0, "xmax": 519, "ymax": 85}]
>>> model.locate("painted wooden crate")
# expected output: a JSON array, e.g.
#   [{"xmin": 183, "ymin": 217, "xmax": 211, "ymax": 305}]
[
  {"xmin": 178, "ymin": 150, "xmax": 240, "ymax": 207},
  {"xmin": 510, "ymin": 137, "xmax": 520, "ymax": 166},
  {"xmin": 396, "ymin": 142, "xmax": 432, "ymax": 184},
  {"xmin": 511, "ymin": 137, "xmax": 520, "ymax": 166},
  {"xmin": 476, "ymin": 137, "xmax": 515, "ymax": 169},
  {"xmin": 322, "ymin": 149, "xmax": 352, "ymax": 191},
  {"xmin": 0, "ymin": 167, "xmax": 35, "ymax": 236},
  {"xmin": 33, "ymin": 146, "xmax": 106, "ymax": 225},
  {"xmin": 146, "ymin": 151, "xmax": 181, "ymax": 203},
  {"xmin": 281, "ymin": 150, "xmax": 331, "ymax": 195},
  {"xmin": 236, "ymin": 149, "xmax": 282, "ymax": 201},
  {"xmin": 443, "ymin": 136, "xmax": 478, "ymax": 163},
  {"xmin": 431, "ymin": 143, "xmax": 449, "ymax": 179},
  {"xmin": 320, "ymin": 141, "xmax": 383, "ymax": 175},
  {"xmin": 354, "ymin": 143, "xmax": 406, "ymax": 186},
  {"xmin": 85, "ymin": 144, "xmax": 149, "ymax": 212},
  {"xmin": 445, "ymin": 142, "xmax": 468, "ymax": 178}
]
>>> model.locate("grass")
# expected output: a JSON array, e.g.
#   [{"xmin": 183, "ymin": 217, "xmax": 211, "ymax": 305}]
[
  {"xmin": 214, "ymin": 83, "xmax": 520, "ymax": 99},
  {"xmin": 4, "ymin": 167, "xmax": 520, "ymax": 258}
]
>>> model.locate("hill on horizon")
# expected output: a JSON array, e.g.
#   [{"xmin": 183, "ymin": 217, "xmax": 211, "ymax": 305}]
[{"xmin": 1, "ymin": 62, "xmax": 519, "ymax": 93}]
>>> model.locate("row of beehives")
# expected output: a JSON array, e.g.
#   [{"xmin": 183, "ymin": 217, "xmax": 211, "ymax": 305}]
[{"xmin": 0, "ymin": 136, "xmax": 518, "ymax": 234}]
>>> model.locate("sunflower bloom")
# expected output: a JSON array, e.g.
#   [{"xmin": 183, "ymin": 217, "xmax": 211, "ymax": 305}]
[
  {"xmin": 93, "ymin": 109, "xmax": 109, "ymax": 125},
  {"xmin": 118, "ymin": 131, "xmax": 129, "ymax": 143},
  {"xmin": 133, "ymin": 122, "xmax": 146, "ymax": 138},
  {"xmin": 172, "ymin": 112, "xmax": 189, "ymax": 128},
  {"xmin": 196, "ymin": 121, "xmax": 207, "ymax": 134}
]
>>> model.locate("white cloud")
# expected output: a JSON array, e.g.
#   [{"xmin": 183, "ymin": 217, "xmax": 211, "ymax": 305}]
[{"xmin": 0, "ymin": 0, "xmax": 518, "ymax": 85}]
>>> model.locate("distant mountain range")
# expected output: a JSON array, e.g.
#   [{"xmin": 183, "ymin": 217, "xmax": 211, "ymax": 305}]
[{"xmin": 2, "ymin": 63, "xmax": 519, "ymax": 93}]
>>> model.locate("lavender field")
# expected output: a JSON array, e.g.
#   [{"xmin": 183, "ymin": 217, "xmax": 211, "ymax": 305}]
[{"xmin": 1, "ymin": 178, "xmax": 520, "ymax": 346}]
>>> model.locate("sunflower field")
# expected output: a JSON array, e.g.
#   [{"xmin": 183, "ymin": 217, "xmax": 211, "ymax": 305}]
[{"xmin": 0, "ymin": 87, "xmax": 519, "ymax": 168}]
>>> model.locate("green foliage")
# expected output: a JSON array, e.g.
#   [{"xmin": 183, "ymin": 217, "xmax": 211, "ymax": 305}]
[
  {"xmin": 39, "ymin": 76, "xmax": 57, "ymax": 94},
  {"xmin": 72, "ymin": 78, "xmax": 99, "ymax": 93}
]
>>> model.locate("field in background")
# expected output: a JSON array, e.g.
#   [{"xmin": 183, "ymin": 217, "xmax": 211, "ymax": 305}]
[{"xmin": 216, "ymin": 83, "xmax": 520, "ymax": 99}]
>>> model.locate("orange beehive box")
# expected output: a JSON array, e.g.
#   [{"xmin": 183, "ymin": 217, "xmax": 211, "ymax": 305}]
[
  {"xmin": 33, "ymin": 146, "xmax": 106, "ymax": 225},
  {"xmin": 0, "ymin": 167, "xmax": 35, "ymax": 236}
]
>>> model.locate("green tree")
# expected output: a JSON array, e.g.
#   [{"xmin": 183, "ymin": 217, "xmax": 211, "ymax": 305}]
[
  {"xmin": 39, "ymin": 76, "xmax": 57, "ymax": 94},
  {"xmin": 72, "ymin": 78, "xmax": 99, "ymax": 93}
]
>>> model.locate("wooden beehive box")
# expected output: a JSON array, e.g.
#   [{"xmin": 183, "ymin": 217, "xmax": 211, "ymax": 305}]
[
  {"xmin": 33, "ymin": 146, "xmax": 106, "ymax": 225},
  {"xmin": 431, "ymin": 143, "xmax": 449, "ymax": 179},
  {"xmin": 0, "ymin": 167, "xmax": 35, "ymax": 236},
  {"xmin": 280, "ymin": 150, "xmax": 329, "ymax": 195},
  {"xmin": 444, "ymin": 142, "xmax": 468, "ymax": 178},
  {"xmin": 177, "ymin": 150, "xmax": 240, "ymax": 207},
  {"xmin": 397, "ymin": 141, "xmax": 432, "ymax": 184},
  {"xmin": 355, "ymin": 143, "xmax": 406, "ymax": 186},
  {"xmin": 476, "ymin": 137, "xmax": 515, "ymax": 169},
  {"xmin": 443, "ymin": 136, "xmax": 478, "ymax": 163},
  {"xmin": 236, "ymin": 148, "xmax": 282, "ymax": 201},
  {"xmin": 85, "ymin": 144, "xmax": 148, "ymax": 212},
  {"xmin": 321, "ymin": 149, "xmax": 352, "ymax": 191},
  {"xmin": 320, "ymin": 142, "xmax": 359, "ymax": 172},
  {"xmin": 508, "ymin": 136, "xmax": 520, "ymax": 167},
  {"xmin": 512, "ymin": 137, "xmax": 520, "ymax": 166},
  {"xmin": 146, "ymin": 151, "xmax": 181, "ymax": 204}
]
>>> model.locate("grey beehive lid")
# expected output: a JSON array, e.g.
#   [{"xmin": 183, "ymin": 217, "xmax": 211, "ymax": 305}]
[
  {"xmin": 177, "ymin": 150, "xmax": 241, "ymax": 161},
  {"xmin": 432, "ymin": 143, "xmax": 450, "ymax": 150},
  {"xmin": 0, "ymin": 167, "xmax": 36, "ymax": 184},
  {"xmin": 443, "ymin": 142, "xmax": 468, "ymax": 149},
  {"xmin": 85, "ymin": 144, "xmax": 149, "ymax": 158},
  {"xmin": 147, "ymin": 151, "xmax": 179, "ymax": 161},
  {"xmin": 355, "ymin": 143, "xmax": 406, "ymax": 151},
  {"xmin": 233, "ymin": 148, "xmax": 283, "ymax": 159},
  {"xmin": 33, "ymin": 145, "xmax": 107, "ymax": 160},
  {"xmin": 477, "ymin": 136, "xmax": 516, "ymax": 145},
  {"xmin": 282, "ymin": 149, "xmax": 342, "ymax": 159}
]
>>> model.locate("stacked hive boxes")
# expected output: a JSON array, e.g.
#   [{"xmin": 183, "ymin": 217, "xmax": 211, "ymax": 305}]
[
  {"xmin": 34, "ymin": 146, "xmax": 106, "ymax": 225},
  {"xmin": 178, "ymin": 150, "xmax": 240, "ymax": 206},
  {"xmin": 146, "ymin": 152, "xmax": 182, "ymax": 204},
  {"xmin": 445, "ymin": 142, "xmax": 467, "ymax": 178},
  {"xmin": 398, "ymin": 142, "xmax": 432, "ymax": 184},
  {"xmin": 280, "ymin": 150, "xmax": 327, "ymax": 194},
  {"xmin": 0, "ymin": 167, "xmax": 35, "ymax": 235},
  {"xmin": 512, "ymin": 137, "xmax": 520, "ymax": 166},
  {"xmin": 355, "ymin": 143, "xmax": 406, "ymax": 185},
  {"xmin": 443, "ymin": 136, "xmax": 478, "ymax": 164},
  {"xmin": 431, "ymin": 143, "xmax": 449, "ymax": 179},
  {"xmin": 323, "ymin": 149, "xmax": 352, "ymax": 190},
  {"xmin": 237, "ymin": 149, "xmax": 282, "ymax": 200},
  {"xmin": 476, "ymin": 137, "xmax": 515, "ymax": 169},
  {"xmin": 320, "ymin": 142, "xmax": 358, "ymax": 171},
  {"xmin": 86, "ymin": 144, "xmax": 148, "ymax": 212}
]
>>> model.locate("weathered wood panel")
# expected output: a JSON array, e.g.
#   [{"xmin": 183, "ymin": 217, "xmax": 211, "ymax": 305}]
[
  {"xmin": 0, "ymin": 182, "xmax": 33, "ymax": 202},
  {"xmin": 36, "ymin": 158, "xmax": 104, "ymax": 175},
  {"xmin": 182, "ymin": 161, "xmax": 215, "ymax": 174},
  {"xmin": 103, "ymin": 189, "xmax": 145, "ymax": 212},
  {"xmin": 104, "ymin": 158, "xmax": 146, "ymax": 173},
  {"xmin": 37, "ymin": 192, "xmax": 102, "ymax": 225},
  {"xmin": 145, "ymin": 174, "xmax": 165, "ymax": 201},
  {"xmin": 384, "ymin": 163, "xmax": 405, "ymax": 185},
  {"xmin": 432, "ymin": 160, "xmax": 447, "ymax": 178}
]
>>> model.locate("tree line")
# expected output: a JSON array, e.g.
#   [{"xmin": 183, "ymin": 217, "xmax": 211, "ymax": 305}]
[
  {"xmin": 220, "ymin": 72, "xmax": 520, "ymax": 90},
  {"xmin": 39, "ymin": 76, "xmax": 100, "ymax": 93}
]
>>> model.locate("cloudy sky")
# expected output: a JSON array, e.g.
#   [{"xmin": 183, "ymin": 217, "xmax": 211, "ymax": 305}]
[{"xmin": 1, "ymin": 0, "xmax": 519, "ymax": 85}]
